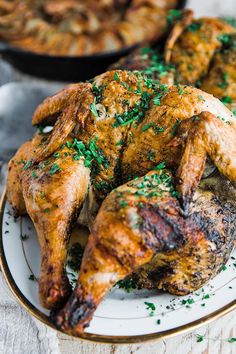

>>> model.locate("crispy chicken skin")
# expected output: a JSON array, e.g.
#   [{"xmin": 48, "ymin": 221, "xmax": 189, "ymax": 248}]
[{"xmin": 54, "ymin": 170, "xmax": 235, "ymax": 334}]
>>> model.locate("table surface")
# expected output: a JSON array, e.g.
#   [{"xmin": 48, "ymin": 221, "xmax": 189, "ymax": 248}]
[{"xmin": 0, "ymin": 0, "xmax": 235, "ymax": 353}]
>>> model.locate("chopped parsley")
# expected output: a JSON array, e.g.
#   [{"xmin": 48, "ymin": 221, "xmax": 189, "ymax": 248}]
[
  {"xmin": 167, "ymin": 9, "xmax": 182, "ymax": 26},
  {"xmin": 154, "ymin": 162, "xmax": 165, "ymax": 170},
  {"xmin": 67, "ymin": 137, "xmax": 109, "ymax": 174},
  {"xmin": 144, "ymin": 301, "xmax": 156, "ymax": 311},
  {"xmin": 144, "ymin": 301, "xmax": 156, "ymax": 316},
  {"xmin": 91, "ymin": 83, "xmax": 104, "ymax": 103},
  {"xmin": 116, "ymin": 277, "xmax": 136, "ymax": 292},
  {"xmin": 90, "ymin": 97, "xmax": 99, "ymax": 118},
  {"xmin": 113, "ymin": 72, "xmax": 119, "ymax": 81},
  {"xmin": 187, "ymin": 22, "xmax": 202, "ymax": 32},
  {"xmin": 23, "ymin": 160, "xmax": 33, "ymax": 171},
  {"xmin": 31, "ymin": 170, "xmax": 38, "ymax": 179},
  {"xmin": 113, "ymin": 91, "xmax": 151, "ymax": 127},
  {"xmin": 221, "ymin": 96, "xmax": 232, "ymax": 104},
  {"xmin": 49, "ymin": 164, "xmax": 62, "ymax": 175},
  {"xmin": 196, "ymin": 334, "xmax": 204, "ymax": 342}
]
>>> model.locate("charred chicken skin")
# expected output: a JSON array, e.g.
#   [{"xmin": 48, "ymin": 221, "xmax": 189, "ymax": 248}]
[
  {"xmin": 7, "ymin": 70, "xmax": 236, "ymax": 315},
  {"xmin": 54, "ymin": 169, "xmax": 236, "ymax": 334}
]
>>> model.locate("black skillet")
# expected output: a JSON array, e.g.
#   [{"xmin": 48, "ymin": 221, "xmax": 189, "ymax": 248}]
[{"xmin": 0, "ymin": 0, "xmax": 187, "ymax": 82}]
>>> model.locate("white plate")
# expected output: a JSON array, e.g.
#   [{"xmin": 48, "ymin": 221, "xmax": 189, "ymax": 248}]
[{"xmin": 0, "ymin": 193, "xmax": 235, "ymax": 343}]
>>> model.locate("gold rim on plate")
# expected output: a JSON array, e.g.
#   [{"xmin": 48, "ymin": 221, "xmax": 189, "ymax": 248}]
[{"xmin": 0, "ymin": 189, "xmax": 235, "ymax": 344}]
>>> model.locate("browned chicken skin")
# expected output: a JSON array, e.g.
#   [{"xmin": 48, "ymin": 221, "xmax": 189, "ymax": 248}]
[
  {"xmin": 54, "ymin": 169, "xmax": 235, "ymax": 334},
  {"xmin": 7, "ymin": 70, "xmax": 236, "ymax": 316},
  {"xmin": 165, "ymin": 14, "xmax": 236, "ymax": 84}
]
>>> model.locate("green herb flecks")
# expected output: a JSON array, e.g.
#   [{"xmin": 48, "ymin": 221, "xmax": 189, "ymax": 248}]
[
  {"xmin": 92, "ymin": 83, "xmax": 104, "ymax": 103},
  {"xmin": 49, "ymin": 164, "xmax": 62, "ymax": 175},
  {"xmin": 23, "ymin": 160, "xmax": 33, "ymax": 171},
  {"xmin": 90, "ymin": 97, "xmax": 99, "ymax": 118},
  {"xmin": 144, "ymin": 301, "xmax": 156, "ymax": 316},
  {"xmin": 167, "ymin": 9, "xmax": 182, "ymax": 26},
  {"xmin": 187, "ymin": 22, "xmax": 202, "ymax": 32},
  {"xmin": 113, "ymin": 91, "xmax": 151, "ymax": 128},
  {"xmin": 116, "ymin": 277, "xmax": 136, "ymax": 292},
  {"xmin": 67, "ymin": 137, "xmax": 109, "ymax": 175},
  {"xmin": 196, "ymin": 334, "xmax": 236, "ymax": 343},
  {"xmin": 140, "ymin": 47, "xmax": 175, "ymax": 80},
  {"xmin": 221, "ymin": 96, "xmax": 232, "ymax": 104}
]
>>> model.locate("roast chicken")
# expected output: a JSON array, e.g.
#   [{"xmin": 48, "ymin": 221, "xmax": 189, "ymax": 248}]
[
  {"xmin": 6, "ymin": 70, "xmax": 236, "ymax": 333},
  {"xmin": 114, "ymin": 10, "xmax": 236, "ymax": 110}
]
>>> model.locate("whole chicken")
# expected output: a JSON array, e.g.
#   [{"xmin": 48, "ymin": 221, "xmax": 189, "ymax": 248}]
[{"xmin": 7, "ymin": 70, "xmax": 236, "ymax": 312}]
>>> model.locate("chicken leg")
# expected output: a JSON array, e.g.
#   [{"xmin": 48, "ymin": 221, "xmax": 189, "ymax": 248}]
[{"xmin": 22, "ymin": 141, "xmax": 90, "ymax": 309}]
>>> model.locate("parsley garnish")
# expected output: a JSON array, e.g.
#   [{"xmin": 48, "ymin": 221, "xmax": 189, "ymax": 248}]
[
  {"xmin": 167, "ymin": 9, "xmax": 182, "ymax": 26},
  {"xmin": 154, "ymin": 162, "xmax": 165, "ymax": 170},
  {"xmin": 116, "ymin": 277, "xmax": 136, "ymax": 292},
  {"xmin": 221, "ymin": 96, "xmax": 232, "ymax": 104},
  {"xmin": 90, "ymin": 97, "xmax": 99, "ymax": 118},
  {"xmin": 114, "ymin": 72, "xmax": 119, "ymax": 81},
  {"xmin": 187, "ymin": 22, "xmax": 202, "ymax": 32},
  {"xmin": 49, "ymin": 164, "xmax": 62, "ymax": 175},
  {"xmin": 23, "ymin": 160, "xmax": 32, "ymax": 171}
]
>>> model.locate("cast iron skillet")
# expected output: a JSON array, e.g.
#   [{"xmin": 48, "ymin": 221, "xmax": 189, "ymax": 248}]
[{"xmin": 0, "ymin": 0, "xmax": 187, "ymax": 81}]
